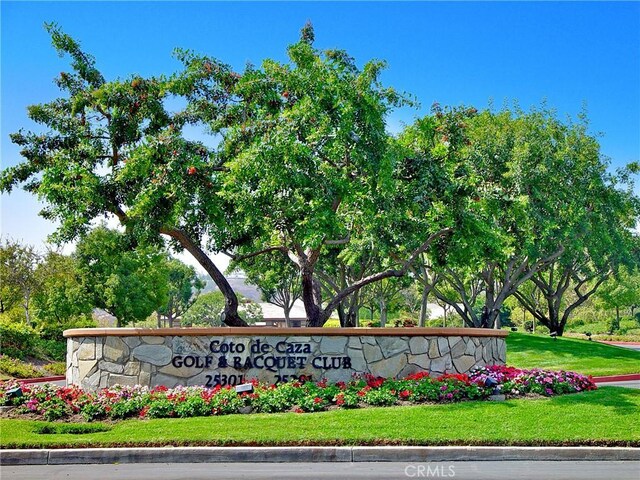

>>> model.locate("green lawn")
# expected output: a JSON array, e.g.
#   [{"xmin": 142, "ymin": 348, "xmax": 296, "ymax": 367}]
[
  {"xmin": 506, "ymin": 332, "xmax": 640, "ymax": 376},
  {"xmin": 1, "ymin": 388, "xmax": 638, "ymax": 448}
]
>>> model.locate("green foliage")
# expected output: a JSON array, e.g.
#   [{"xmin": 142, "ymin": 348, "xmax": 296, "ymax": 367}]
[
  {"xmin": 0, "ymin": 321, "xmax": 38, "ymax": 359},
  {"xmin": 43, "ymin": 362, "xmax": 66, "ymax": 376},
  {"xmin": 74, "ymin": 226, "xmax": 169, "ymax": 326},
  {"xmin": 0, "ymin": 240, "xmax": 41, "ymax": 325},
  {"xmin": 596, "ymin": 267, "xmax": 640, "ymax": 323},
  {"xmin": 157, "ymin": 258, "xmax": 204, "ymax": 326},
  {"xmin": 182, "ymin": 292, "xmax": 261, "ymax": 326},
  {"xmin": 0, "ymin": 355, "xmax": 43, "ymax": 379},
  {"xmin": 32, "ymin": 252, "xmax": 93, "ymax": 332},
  {"xmin": 181, "ymin": 291, "xmax": 226, "ymax": 326}
]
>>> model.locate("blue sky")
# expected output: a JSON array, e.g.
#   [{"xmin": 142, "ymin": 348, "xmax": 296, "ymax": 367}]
[{"xmin": 2, "ymin": 1, "xmax": 639, "ymax": 255}]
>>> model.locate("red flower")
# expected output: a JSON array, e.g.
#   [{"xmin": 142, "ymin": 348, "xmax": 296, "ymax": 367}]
[
  {"xmin": 405, "ymin": 371, "xmax": 430, "ymax": 381},
  {"xmin": 314, "ymin": 397, "xmax": 323, "ymax": 404},
  {"xmin": 187, "ymin": 166, "xmax": 197, "ymax": 175},
  {"xmin": 399, "ymin": 390, "xmax": 411, "ymax": 399}
]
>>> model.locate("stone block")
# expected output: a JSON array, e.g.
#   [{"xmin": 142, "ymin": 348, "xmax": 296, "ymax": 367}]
[
  {"xmin": 409, "ymin": 337, "xmax": 428, "ymax": 355},
  {"xmin": 152, "ymin": 373, "xmax": 182, "ymax": 388},
  {"xmin": 437, "ymin": 337, "xmax": 450, "ymax": 356},
  {"xmin": 104, "ymin": 337, "xmax": 130, "ymax": 363},
  {"xmin": 320, "ymin": 337, "xmax": 347, "ymax": 355},
  {"xmin": 363, "ymin": 343, "xmax": 383, "ymax": 363},
  {"xmin": 452, "ymin": 354, "xmax": 476, "ymax": 373},
  {"xmin": 450, "ymin": 340, "xmax": 466, "ymax": 359},
  {"xmin": 77, "ymin": 340, "xmax": 95, "ymax": 360},
  {"xmin": 407, "ymin": 354, "xmax": 430, "ymax": 370},
  {"xmin": 139, "ymin": 364, "xmax": 152, "ymax": 387},
  {"xmin": 123, "ymin": 337, "xmax": 142, "ymax": 349},
  {"xmin": 369, "ymin": 353, "xmax": 406, "ymax": 378},
  {"xmin": 83, "ymin": 370, "xmax": 101, "ymax": 391},
  {"xmin": 429, "ymin": 356, "xmax": 447, "ymax": 375},
  {"xmin": 108, "ymin": 374, "xmax": 140, "ymax": 387},
  {"xmin": 464, "ymin": 339, "xmax": 476, "ymax": 356},
  {"xmin": 141, "ymin": 335, "xmax": 165, "ymax": 345},
  {"xmin": 124, "ymin": 361, "xmax": 141, "ymax": 376},
  {"xmin": 132, "ymin": 344, "xmax": 172, "ymax": 366},
  {"xmin": 346, "ymin": 348, "xmax": 367, "ymax": 372},
  {"xmin": 428, "ymin": 339, "xmax": 440, "ymax": 359},
  {"xmin": 67, "ymin": 340, "xmax": 74, "ymax": 368},
  {"xmin": 377, "ymin": 337, "xmax": 408, "ymax": 358},
  {"xmin": 98, "ymin": 360, "xmax": 124, "ymax": 374},
  {"xmin": 78, "ymin": 359, "xmax": 97, "ymax": 380},
  {"xmin": 159, "ymin": 363, "xmax": 202, "ymax": 378},
  {"xmin": 172, "ymin": 336, "xmax": 210, "ymax": 355},
  {"xmin": 348, "ymin": 337, "xmax": 363, "ymax": 350},
  {"xmin": 398, "ymin": 363, "xmax": 423, "ymax": 379},
  {"xmin": 323, "ymin": 368, "xmax": 353, "ymax": 384}
]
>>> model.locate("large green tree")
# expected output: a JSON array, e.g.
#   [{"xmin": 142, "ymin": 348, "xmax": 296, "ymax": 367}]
[
  {"xmin": 0, "ymin": 24, "xmax": 248, "ymax": 326},
  {"xmin": 398, "ymin": 106, "xmax": 639, "ymax": 330},
  {"xmin": 217, "ymin": 24, "xmax": 450, "ymax": 326}
]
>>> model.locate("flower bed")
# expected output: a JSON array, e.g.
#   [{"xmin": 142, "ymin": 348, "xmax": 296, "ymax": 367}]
[{"xmin": 0, "ymin": 365, "xmax": 596, "ymax": 422}]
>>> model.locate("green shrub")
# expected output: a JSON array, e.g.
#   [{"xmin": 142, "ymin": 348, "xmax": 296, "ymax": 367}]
[
  {"xmin": 43, "ymin": 362, "xmax": 66, "ymax": 376},
  {"xmin": 174, "ymin": 396, "xmax": 211, "ymax": 418},
  {"xmin": 0, "ymin": 355, "xmax": 42, "ymax": 379},
  {"xmin": 0, "ymin": 321, "xmax": 38, "ymax": 359},
  {"xmin": 38, "ymin": 315, "xmax": 96, "ymax": 341}
]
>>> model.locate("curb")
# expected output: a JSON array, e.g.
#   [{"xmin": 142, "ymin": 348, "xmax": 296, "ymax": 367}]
[
  {"xmin": 593, "ymin": 374, "xmax": 640, "ymax": 383},
  {"xmin": 19, "ymin": 376, "xmax": 66, "ymax": 385},
  {"xmin": 1, "ymin": 446, "xmax": 639, "ymax": 465}
]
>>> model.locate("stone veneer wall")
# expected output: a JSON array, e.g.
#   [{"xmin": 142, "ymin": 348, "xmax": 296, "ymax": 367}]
[{"xmin": 66, "ymin": 328, "xmax": 507, "ymax": 391}]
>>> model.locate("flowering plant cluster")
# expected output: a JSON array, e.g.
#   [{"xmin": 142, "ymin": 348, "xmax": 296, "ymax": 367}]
[{"xmin": 0, "ymin": 366, "xmax": 596, "ymax": 422}]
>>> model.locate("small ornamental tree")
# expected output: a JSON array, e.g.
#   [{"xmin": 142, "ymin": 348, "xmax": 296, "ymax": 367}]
[
  {"xmin": 32, "ymin": 251, "xmax": 93, "ymax": 334},
  {"xmin": 233, "ymin": 251, "xmax": 301, "ymax": 327},
  {"xmin": 156, "ymin": 258, "xmax": 205, "ymax": 327},
  {"xmin": 74, "ymin": 227, "xmax": 169, "ymax": 327},
  {"xmin": 0, "ymin": 24, "xmax": 248, "ymax": 326},
  {"xmin": 0, "ymin": 240, "xmax": 42, "ymax": 325}
]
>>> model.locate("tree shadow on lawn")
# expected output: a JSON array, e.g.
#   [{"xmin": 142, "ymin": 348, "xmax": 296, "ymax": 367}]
[{"xmin": 507, "ymin": 333, "xmax": 640, "ymax": 366}]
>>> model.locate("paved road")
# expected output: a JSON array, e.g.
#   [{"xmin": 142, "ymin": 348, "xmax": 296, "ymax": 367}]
[{"xmin": 2, "ymin": 461, "xmax": 639, "ymax": 480}]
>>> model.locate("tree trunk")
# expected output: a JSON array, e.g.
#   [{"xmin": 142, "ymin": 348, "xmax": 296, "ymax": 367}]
[
  {"xmin": 283, "ymin": 304, "xmax": 291, "ymax": 328},
  {"xmin": 379, "ymin": 297, "xmax": 387, "ymax": 328},
  {"xmin": 302, "ymin": 268, "xmax": 322, "ymax": 327},
  {"xmin": 156, "ymin": 311, "xmax": 162, "ymax": 328},
  {"xmin": 419, "ymin": 282, "xmax": 429, "ymax": 327},
  {"xmin": 160, "ymin": 227, "xmax": 246, "ymax": 327},
  {"xmin": 337, "ymin": 303, "xmax": 346, "ymax": 327}
]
